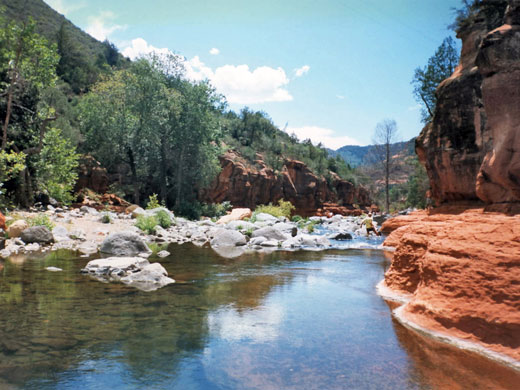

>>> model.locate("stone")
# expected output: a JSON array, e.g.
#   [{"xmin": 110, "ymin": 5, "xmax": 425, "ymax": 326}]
[
  {"xmin": 260, "ymin": 240, "xmax": 278, "ymax": 247},
  {"xmin": 382, "ymin": 208, "xmax": 520, "ymax": 362},
  {"xmin": 329, "ymin": 232, "xmax": 353, "ymax": 240},
  {"xmin": 46, "ymin": 266, "xmax": 62, "ymax": 272},
  {"xmin": 216, "ymin": 208, "xmax": 252, "ymax": 224},
  {"xmin": 131, "ymin": 207, "xmax": 146, "ymax": 218},
  {"xmin": 100, "ymin": 232, "xmax": 150, "ymax": 256},
  {"xmin": 81, "ymin": 257, "xmax": 174, "ymax": 292},
  {"xmin": 77, "ymin": 242, "xmax": 98, "ymax": 255},
  {"xmin": 52, "ymin": 226, "xmax": 69, "ymax": 240},
  {"xmin": 0, "ymin": 237, "xmax": 5, "ymax": 250},
  {"xmin": 251, "ymin": 226, "xmax": 288, "ymax": 241},
  {"xmin": 20, "ymin": 226, "xmax": 54, "ymax": 244},
  {"xmin": 249, "ymin": 236, "xmax": 266, "ymax": 246},
  {"xmin": 80, "ymin": 206, "xmax": 99, "ymax": 215},
  {"xmin": 254, "ymin": 213, "xmax": 278, "ymax": 223},
  {"xmin": 210, "ymin": 230, "xmax": 247, "ymax": 248},
  {"xmin": 125, "ymin": 204, "xmax": 140, "ymax": 214},
  {"xmin": 156, "ymin": 250, "xmax": 170, "ymax": 258},
  {"xmin": 7, "ymin": 220, "xmax": 29, "ymax": 238},
  {"xmin": 226, "ymin": 220, "xmax": 255, "ymax": 231},
  {"xmin": 25, "ymin": 243, "xmax": 41, "ymax": 252}
]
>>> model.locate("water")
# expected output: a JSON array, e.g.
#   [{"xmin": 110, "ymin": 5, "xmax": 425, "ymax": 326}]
[{"xmin": 0, "ymin": 244, "xmax": 518, "ymax": 389}]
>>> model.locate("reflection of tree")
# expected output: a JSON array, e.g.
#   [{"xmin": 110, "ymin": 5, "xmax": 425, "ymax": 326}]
[
  {"xmin": 0, "ymin": 244, "xmax": 298, "ymax": 387},
  {"xmin": 385, "ymin": 300, "xmax": 520, "ymax": 390}
]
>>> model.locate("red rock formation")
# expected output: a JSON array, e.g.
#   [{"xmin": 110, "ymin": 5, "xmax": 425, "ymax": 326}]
[
  {"xmin": 201, "ymin": 150, "xmax": 370, "ymax": 215},
  {"xmin": 381, "ymin": 209, "xmax": 520, "ymax": 362},
  {"xmin": 75, "ymin": 155, "xmax": 109, "ymax": 194},
  {"xmin": 417, "ymin": 0, "xmax": 520, "ymax": 210},
  {"xmin": 0, "ymin": 212, "xmax": 5, "ymax": 231}
]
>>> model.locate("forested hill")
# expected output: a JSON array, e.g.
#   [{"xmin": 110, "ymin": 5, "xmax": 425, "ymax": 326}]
[
  {"xmin": 328, "ymin": 139, "xmax": 415, "ymax": 167},
  {"xmin": 0, "ymin": 0, "xmax": 128, "ymax": 93}
]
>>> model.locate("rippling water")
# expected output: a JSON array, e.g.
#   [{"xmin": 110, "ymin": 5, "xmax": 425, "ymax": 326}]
[{"xmin": 0, "ymin": 243, "xmax": 518, "ymax": 389}]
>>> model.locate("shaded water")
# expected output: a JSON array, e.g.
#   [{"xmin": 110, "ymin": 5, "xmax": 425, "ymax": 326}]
[{"xmin": 0, "ymin": 245, "xmax": 518, "ymax": 389}]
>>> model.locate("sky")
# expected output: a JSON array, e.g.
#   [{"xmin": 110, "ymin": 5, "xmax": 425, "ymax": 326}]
[{"xmin": 44, "ymin": 0, "xmax": 462, "ymax": 148}]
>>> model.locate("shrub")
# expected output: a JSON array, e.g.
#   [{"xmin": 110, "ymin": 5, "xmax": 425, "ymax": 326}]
[
  {"xmin": 135, "ymin": 215, "xmax": 158, "ymax": 235},
  {"xmin": 147, "ymin": 242, "xmax": 168, "ymax": 256},
  {"xmin": 291, "ymin": 215, "xmax": 302, "ymax": 222},
  {"xmin": 255, "ymin": 199, "xmax": 295, "ymax": 219},
  {"xmin": 29, "ymin": 214, "xmax": 55, "ymax": 230},
  {"xmin": 200, "ymin": 201, "xmax": 232, "ymax": 219},
  {"xmin": 101, "ymin": 213, "xmax": 111, "ymax": 224},
  {"xmin": 155, "ymin": 210, "xmax": 172, "ymax": 229},
  {"xmin": 146, "ymin": 194, "xmax": 160, "ymax": 210}
]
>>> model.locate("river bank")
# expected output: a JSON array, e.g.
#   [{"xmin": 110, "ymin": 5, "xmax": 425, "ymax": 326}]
[{"xmin": 378, "ymin": 207, "xmax": 520, "ymax": 370}]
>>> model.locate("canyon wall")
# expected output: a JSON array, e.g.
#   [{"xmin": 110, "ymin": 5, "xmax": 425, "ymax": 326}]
[
  {"xmin": 201, "ymin": 150, "xmax": 370, "ymax": 215},
  {"xmin": 416, "ymin": 0, "xmax": 520, "ymax": 211}
]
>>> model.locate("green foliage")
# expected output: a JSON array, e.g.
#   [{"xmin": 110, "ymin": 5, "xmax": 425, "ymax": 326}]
[
  {"xmin": 147, "ymin": 242, "xmax": 168, "ymax": 256},
  {"xmin": 146, "ymin": 194, "xmax": 160, "ymax": 210},
  {"xmin": 406, "ymin": 158, "xmax": 429, "ymax": 209},
  {"xmin": 34, "ymin": 128, "xmax": 79, "ymax": 205},
  {"xmin": 28, "ymin": 213, "xmax": 54, "ymax": 230},
  {"xmin": 135, "ymin": 215, "xmax": 158, "ymax": 235},
  {"xmin": 450, "ymin": 1, "xmax": 508, "ymax": 35},
  {"xmin": 155, "ymin": 210, "xmax": 172, "ymax": 229},
  {"xmin": 411, "ymin": 37, "xmax": 459, "ymax": 124},
  {"xmin": 291, "ymin": 215, "xmax": 302, "ymax": 222},
  {"xmin": 200, "ymin": 201, "xmax": 232, "ymax": 218},
  {"xmin": 0, "ymin": 149, "xmax": 25, "ymax": 184},
  {"xmin": 244, "ymin": 227, "xmax": 254, "ymax": 238},
  {"xmin": 255, "ymin": 199, "xmax": 295, "ymax": 219},
  {"xmin": 100, "ymin": 213, "xmax": 111, "ymax": 224}
]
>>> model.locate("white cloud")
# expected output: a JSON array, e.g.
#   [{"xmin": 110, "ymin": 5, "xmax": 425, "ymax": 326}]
[
  {"xmin": 286, "ymin": 126, "xmax": 362, "ymax": 150},
  {"xmin": 121, "ymin": 38, "xmax": 293, "ymax": 104},
  {"xmin": 86, "ymin": 11, "xmax": 125, "ymax": 41},
  {"xmin": 294, "ymin": 65, "xmax": 310, "ymax": 77},
  {"xmin": 336, "ymin": 95, "xmax": 345, "ymax": 100},
  {"xmin": 44, "ymin": 0, "xmax": 85, "ymax": 15},
  {"xmin": 122, "ymin": 38, "xmax": 172, "ymax": 60},
  {"xmin": 209, "ymin": 48, "xmax": 220, "ymax": 55}
]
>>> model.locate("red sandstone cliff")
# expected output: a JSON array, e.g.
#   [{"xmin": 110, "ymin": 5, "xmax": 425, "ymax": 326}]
[
  {"xmin": 417, "ymin": 0, "xmax": 520, "ymax": 212},
  {"xmin": 380, "ymin": 209, "xmax": 520, "ymax": 364},
  {"xmin": 201, "ymin": 150, "xmax": 370, "ymax": 215}
]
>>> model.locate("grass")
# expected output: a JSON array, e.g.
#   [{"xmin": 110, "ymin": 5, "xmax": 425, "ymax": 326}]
[
  {"xmin": 254, "ymin": 199, "xmax": 295, "ymax": 219},
  {"xmin": 28, "ymin": 214, "xmax": 55, "ymax": 231}
]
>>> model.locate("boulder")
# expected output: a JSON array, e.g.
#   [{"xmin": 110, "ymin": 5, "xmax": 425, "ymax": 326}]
[
  {"xmin": 210, "ymin": 230, "xmax": 247, "ymax": 248},
  {"xmin": 226, "ymin": 220, "xmax": 255, "ymax": 231},
  {"xmin": 125, "ymin": 204, "xmax": 140, "ymax": 214},
  {"xmin": 254, "ymin": 213, "xmax": 278, "ymax": 223},
  {"xmin": 7, "ymin": 220, "xmax": 29, "ymax": 238},
  {"xmin": 81, "ymin": 257, "xmax": 174, "ymax": 292},
  {"xmin": 100, "ymin": 232, "xmax": 150, "ymax": 256},
  {"xmin": 46, "ymin": 266, "xmax": 62, "ymax": 272},
  {"xmin": 216, "ymin": 208, "xmax": 252, "ymax": 224},
  {"xmin": 251, "ymin": 226, "xmax": 288, "ymax": 241},
  {"xmin": 0, "ymin": 237, "xmax": 5, "ymax": 250},
  {"xmin": 156, "ymin": 250, "xmax": 170, "ymax": 258},
  {"xmin": 20, "ymin": 226, "xmax": 54, "ymax": 244},
  {"xmin": 329, "ymin": 232, "xmax": 353, "ymax": 240}
]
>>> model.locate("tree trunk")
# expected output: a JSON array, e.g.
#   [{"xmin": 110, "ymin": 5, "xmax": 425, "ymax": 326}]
[
  {"xmin": 175, "ymin": 146, "xmax": 184, "ymax": 208},
  {"xmin": 127, "ymin": 148, "xmax": 140, "ymax": 205}
]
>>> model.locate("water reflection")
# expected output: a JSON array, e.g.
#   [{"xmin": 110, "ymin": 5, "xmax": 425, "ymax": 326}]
[{"xmin": 0, "ymin": 245, "xmax": 518, "ymax": 389}]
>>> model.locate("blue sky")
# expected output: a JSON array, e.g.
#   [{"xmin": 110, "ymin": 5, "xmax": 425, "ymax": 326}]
[{"xmin": 45, "ymin": 0, "xmax": 462, "ymax": 148}]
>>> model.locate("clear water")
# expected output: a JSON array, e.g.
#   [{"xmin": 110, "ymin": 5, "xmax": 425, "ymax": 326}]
[{"xmin": 0, "ymin": 244, "xmax": 518, "ymax": 389}]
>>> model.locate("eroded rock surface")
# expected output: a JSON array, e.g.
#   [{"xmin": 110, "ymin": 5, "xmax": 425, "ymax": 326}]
[
  {"xmin": 381, "ymin": 209, "xmax": 520, "ymax": 362},
  {"xmin": 81, "ymin": 257, "xmax": 174, "ymax": 292}
]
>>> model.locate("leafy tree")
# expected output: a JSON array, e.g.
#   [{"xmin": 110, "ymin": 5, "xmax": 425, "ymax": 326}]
[
  {"xmin": 411, "ymin": 36, "xmax": 459, "ymax": 124},
  {"xmin": 0, "ymin": 17, "xmax": 59, "ymax": 149},
  {"xmin": 34, "ymin": 127, "xmax": 79, "ymax": 204}
]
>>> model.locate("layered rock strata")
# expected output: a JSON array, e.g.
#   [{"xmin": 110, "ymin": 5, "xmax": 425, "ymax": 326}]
[
  {"xmin": 201, "ymin": 151, "xmax": 370, "ymax": 216},
  {"xmin": 417, "ymin": 0, "xmax": 520, "ymax": 211},
  {"xmin": 380, "ymin": 209, "xmax": 520, "ymax": 364}
]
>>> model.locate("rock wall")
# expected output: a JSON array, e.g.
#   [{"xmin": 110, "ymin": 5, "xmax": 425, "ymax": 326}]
[
  {"xmin": 417, "ymin": 0, "xmax": 520, "ymax": 210},
  {"xmin": 201, "ymin": 151, "xmax": 370, "ymax": 215},
  {"xmin": 381, "ymin": 209, "xmax": 520, "ymax": 362}
]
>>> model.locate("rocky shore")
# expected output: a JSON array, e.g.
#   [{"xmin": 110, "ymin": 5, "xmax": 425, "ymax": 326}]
[{"xmin": 378, "ymin": 207, "xmax": 520, "ymax": 369}]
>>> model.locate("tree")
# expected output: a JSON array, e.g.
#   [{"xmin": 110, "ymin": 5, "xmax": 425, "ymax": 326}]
[
  {"xmin": 0, "ymin": 18, "xmax": 59, "ymax": 149},
  {"xmin": 371, "ymin": 119, "xmax": 399, "ymax": 213},
  {"xmin": 411, "ymin": 36, "xmax": 459, "ymax": 124}
]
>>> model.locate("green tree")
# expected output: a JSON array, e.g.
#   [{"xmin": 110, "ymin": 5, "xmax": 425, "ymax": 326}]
[
  {"xmin": 411, "ymin": 36, "xmax": 459, "ymax": 124},
  {"xmin": 34, "ymin": 127, "xmax": 79, "ymax": 204},
  {"xmin": 0, "ymin": 17, "xmax": 59, "ymax": 149}
]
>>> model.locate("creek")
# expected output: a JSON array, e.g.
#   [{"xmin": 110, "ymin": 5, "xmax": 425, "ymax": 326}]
[{"xmin": 0, "ymin": 238, "xmax": 519, "ymax": 389}]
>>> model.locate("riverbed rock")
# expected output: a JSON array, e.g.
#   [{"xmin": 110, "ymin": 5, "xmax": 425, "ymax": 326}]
[
  {"xmin": 0, "ymin": 238, "xmax": 5, "ymax": 250},
  {"xmin": 100, "ymin": 232, "xmax": 150, "ymax": 256},
  {"xmin": 7, "ymin": 220, "xmax": 29, "ymax": 238},
  {"xmin": 46, "ymin": 266, "xmax": 62, "ymax": 272},
  {"xmin": 329, "ymin": 232, "xmax": 353, "ymax": 240},
  {"xmin": 210, "ymin": 230, "xmax": 247, "ymax": 248},
  {"xmin": 156, "ymin": 250, "xmax": 170, "ymax": 258},
  {"xmin": 20, "ymin": 226, "xmax": 54, "ymax": 244},
  {"xmin": 81, "ymin": 257, "xmax": 174, "ymax": 292},
  {"xmin": 226, "ymin": 220, "xmax": 256, "ymax": 231},
  {"xmin": 216, "ymin": 208, "xmax": 252, "ymax": 224},
  {"xmin": 251, "ymin": 226, "xmax": 288, "ymax": 241},
  {"xmin": 382, "ymin": 208, "xmax": 520, "ymax": 362}
]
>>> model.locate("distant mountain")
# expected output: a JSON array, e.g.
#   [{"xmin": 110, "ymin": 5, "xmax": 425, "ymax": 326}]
[{"xmin": 329, "ymin": 138, "xmax": 416, "ymax": 167}]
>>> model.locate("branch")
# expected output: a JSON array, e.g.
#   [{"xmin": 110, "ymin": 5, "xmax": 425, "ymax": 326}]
[
  {"xmin": 419, "ymin": 93, "xmax": 434, "ymax": 118},
  {"xmin": 23, "ymin": 115, "xmax": 58, "ymax": 155}
]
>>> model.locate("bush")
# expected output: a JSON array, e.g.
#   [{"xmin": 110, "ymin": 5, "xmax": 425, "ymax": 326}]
[
  {"xmin": 100, "ymin": 213, "xmax": 111, "ymax": 224},
  {"xmin": 147, "ymin": 242, "xmax": 168, "ymax": 256},
  {"xmin": 155, "ymin": 210, "xmax": 172, "ymax": 229},
  {"xmin": 135, "ymin": 215, "xmax": 158, "ymax": 235},
  {"xmin": 255, "ymin": 199, "xmax": 295, "ymax": 219},
  {"xmin": 146, "ymin": 193, "xmax": 160, "ymax": 210},
  {"xmin": 28, "ymin": 214, "xmax": 55, "ymax": 230},
  {"xmin": 291, "ymin": 215, "xmax": 302, "ymax": 222},
  {"xmin": 200, "ymin": 201, "xmax": 232, "ymax": 219}
]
